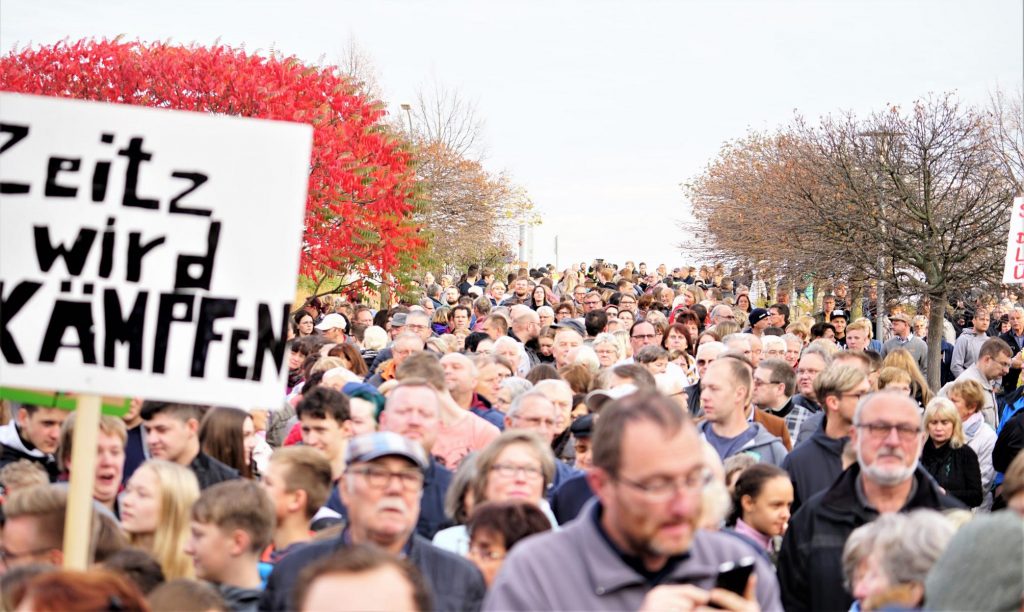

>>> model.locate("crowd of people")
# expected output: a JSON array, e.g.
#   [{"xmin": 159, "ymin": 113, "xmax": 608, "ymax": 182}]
[{"xmin": 1, "ymin": 259, "xmax": 1024, "ymax": 611}]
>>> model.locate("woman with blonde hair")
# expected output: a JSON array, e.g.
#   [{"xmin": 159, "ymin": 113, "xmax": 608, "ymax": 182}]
[
  {"xmin": 119, "ymin": 459, "xmax": 200, "ymax": 579},
  {"xmin": 877, "ymin": 367, "xmax": 914, "ymax": 396},
  {"xmin": 946, "ymin": 378, "xmax": 996, "ymax": 508},
  {"xmin": 786, "ymin": 321, "xmax": 811, "ymax": 345},
  {"xmin": 921, "ymin": 398, "xmax": 982, "ymax": 508},
  {"xmin": 882, "ymin": 348, "xmax": 933, "ymax": 406}
]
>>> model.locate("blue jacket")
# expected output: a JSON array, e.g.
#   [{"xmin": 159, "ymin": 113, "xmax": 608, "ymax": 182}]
[{"xmin": 550, "ymin": 472, "xmax": 594, "ymax": 525}]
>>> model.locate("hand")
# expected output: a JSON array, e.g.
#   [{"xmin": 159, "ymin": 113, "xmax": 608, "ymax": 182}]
[
  {"xmin": 639, "ymin": 575, "xmax": 760, "ymax": 612},
  {"xmin": 704, "ymin": 574, "xmax": 760, "ymax": 612},
  {"xmin": 639, "ymin": 585, "xmax": 713, "ymax": 611}
]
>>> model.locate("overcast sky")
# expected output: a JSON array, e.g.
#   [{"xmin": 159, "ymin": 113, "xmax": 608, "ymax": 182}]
[{"xmin": 4, "ymin": 0, "xmax": 1021, "ymax": 271}]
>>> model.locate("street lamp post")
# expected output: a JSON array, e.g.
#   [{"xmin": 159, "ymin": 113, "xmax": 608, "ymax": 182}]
[
  {"xmin": 400, "ymin": 103, "xmax": 414, "ymax": 136},
  {"xmin": 858, "ymin": 129, "xmax": 902, "ymax": 343}
]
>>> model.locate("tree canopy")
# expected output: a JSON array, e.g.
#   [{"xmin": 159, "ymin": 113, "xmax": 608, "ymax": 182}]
[{"xmin": 0, "ymin": 38, "xmax": 425, "ymax": 296}]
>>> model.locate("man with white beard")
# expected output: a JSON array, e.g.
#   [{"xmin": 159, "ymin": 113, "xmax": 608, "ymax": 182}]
[{"xmin": 777, "ymin": 393, "xmax": 965, "ymax": 612}]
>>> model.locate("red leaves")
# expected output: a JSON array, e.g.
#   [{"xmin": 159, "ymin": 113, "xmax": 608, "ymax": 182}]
[{"xmin": 0, "ymin": 38, "xmax": 423, "ymax": 291}]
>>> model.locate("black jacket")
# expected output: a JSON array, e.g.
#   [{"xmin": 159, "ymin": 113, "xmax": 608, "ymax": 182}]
[
  {"xmin": 780, "ymin": 417, "xmax": 846, "ymax": 513},
  {"xmin": 189, "ymin": 452, "xmax": 239, "ymax": 490},
  {"xmin": 1000, "ymin": 330, "xmax": 1024, "ymax": 392},
  {"xmin": 920, "ymin": 439, "xmax": 983, "ymax": 507},
  {"xmin": 260, "ymin": 532, "xmax": 485, "ymax": 612},
  {"xmin": 994, "ymin": 408, "xmax": 1024, "ymax": 474},
  {"xmin": 550, "ymin": 472, "xmax": 594, "ymax": 525},
  {"xmin": 0, "ymin": 423, "xmax": 59, "ymax": 482},
  {"xmin": 685, "ymin": 382, "xmax": 702, "ymax": 418},
  {"xmin": 777, "ymin": 463, "xmax": 964, "ymax": 612},
  {"xmin": 216, "ymin": 584, "xmax": 261, "ymax": 612}
]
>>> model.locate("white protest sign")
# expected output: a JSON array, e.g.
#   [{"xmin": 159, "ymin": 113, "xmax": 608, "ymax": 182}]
[
  {"xmin": 1003, "ymin": 196, "xmax": 1024, "ymax": 284},
  {"xmin": 0, "ymin": 93, "xmax": 312, "ymax": 408}
]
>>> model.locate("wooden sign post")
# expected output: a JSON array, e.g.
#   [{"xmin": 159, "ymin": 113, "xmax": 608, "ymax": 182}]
[{"xmin": 62, "ymin": 395, "xmax": 100, "ymax": 570}]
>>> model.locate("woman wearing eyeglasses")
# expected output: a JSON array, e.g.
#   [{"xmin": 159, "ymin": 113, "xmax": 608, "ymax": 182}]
[
  {"xmin": 920, "ymin": 398, "xmax": 983, "ymax": 508},
  {"xmin": 465, "ymin": 500, "xmax": 553, "ymax": 586},
  {"xmin": 432, "ymin": 431, "xmax": 558, "ymax": 555}
]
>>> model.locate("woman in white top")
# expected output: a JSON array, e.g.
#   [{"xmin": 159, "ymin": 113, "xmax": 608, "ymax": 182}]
[{"xmin": 947, "ymin": 378, "xmax": 998, "ymax": 510}]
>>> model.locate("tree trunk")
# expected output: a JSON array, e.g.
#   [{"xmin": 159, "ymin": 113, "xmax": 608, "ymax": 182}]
[{"xmin": 926, "ymin": 291, "xmax": 948, "ymax": 391}]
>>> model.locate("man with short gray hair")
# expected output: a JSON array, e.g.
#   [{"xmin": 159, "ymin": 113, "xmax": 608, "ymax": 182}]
[
  {"xmin": 778, "ymin": 393, "xmax": 964, "ymax": 612},
  {"xmin": 709, "ymin": 304, "xmax": 736, "ymax": 328}
]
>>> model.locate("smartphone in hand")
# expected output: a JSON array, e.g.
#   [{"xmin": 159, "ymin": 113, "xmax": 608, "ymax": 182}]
[{"xmin": 714, "ymin": 556, "xmax": 756, "ymax": 595}]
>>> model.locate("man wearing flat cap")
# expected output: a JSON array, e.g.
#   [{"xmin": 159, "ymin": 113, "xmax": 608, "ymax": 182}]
[
  {"xmin": 261, "ymin": 431, "xmax": 485, "ymax": 611},
  {"xmin": 881, "ymin": 312, "xmax": 929, "ymax": 376}
]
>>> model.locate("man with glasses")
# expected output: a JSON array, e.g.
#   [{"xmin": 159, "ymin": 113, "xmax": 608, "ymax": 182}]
[
  {"xmin": 709, "ymin": 304, "xmax": 736, "ymax": 328},
  {"xmin": 262, "ymin": 431, "xmax": 486, "ymax": 611},
  {"xmin": 753, "ymin": 358, "xmax": 808, "ymax": 442},
  {"xmin": 792, "ymin": 346, "xmax": 833, "ymax": 421},
  {"xmin": 940, "ymin": 337, "xmax": 1012, "ymax": 428},
  {"xmin": 781, "ymin": 365, "xmax": 869, "ymax": 512},
  {"xmin": 628, "ymin": 321, "xmax": 659, "ymax": 359},
  {"xmin": 616, "ymin": 293, "xmax": 637, "ymax": 314},
  {"xmin": 778, "ymin": 393, "xmax": 964, "ymax": 612},
  {"xmin": 571, "ymin": 285, "xmax": 589, "ymax": 308},
  {"xmin": 581, "ymin": 292, "xmax": 604, "ymax": 314},
  {"xmin": 485, "ymin": 392, "xmax": 781, "ymax": 611}
]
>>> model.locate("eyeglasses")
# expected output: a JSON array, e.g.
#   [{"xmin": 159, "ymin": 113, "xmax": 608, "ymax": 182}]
[
  {"xmin": 490, "ymin": 463, "xmax": 544, "ymax": 480},
  {"xmin": 0, "ymin": 545, "xmax": 56, "ymax": 566},
  {"xmin": 348, "ymin": 465, "xmax": 425, "ymax": 491},
  {"xmin": 856, "ymin": 421, "xmax": 922, "ymax": 441},
  {"xmin": 631, "ymin": 334, "xmax": 658, "ymax": 341},
  {"xmin": 616, "ymin": 467, "xmax": 713, "ymax": 502},
  {"xmin": 513, "ymin": 415, "xmax": 557, "ymax": 429},
  {"xmin": 468, "ymin": 544, "xmax": 506, "ymax": 561}
]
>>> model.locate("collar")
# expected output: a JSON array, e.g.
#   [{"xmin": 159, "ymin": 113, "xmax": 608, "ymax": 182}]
[
  {"xmin": 583, "ymin": 501, "xmax": 691, "ymax": 592},
  {"xmin": 733, "ymin": 519, "xmax": 772, "ymax": 551},
  {"xmin": 853, "ymin": 470, "xmax": 919, "ymax": 512},
  {"xmin": 963, "ymin": 412, "xmax": 985, "ymax": 435},
  {"xmin": 765, "ymin": 397, "xmax": 794, "ymax": 418}
]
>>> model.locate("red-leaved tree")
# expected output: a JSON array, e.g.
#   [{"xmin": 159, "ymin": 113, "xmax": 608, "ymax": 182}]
[{"xmin": 0, "ymin": 38, "xmax": 425, "ymax": 298}]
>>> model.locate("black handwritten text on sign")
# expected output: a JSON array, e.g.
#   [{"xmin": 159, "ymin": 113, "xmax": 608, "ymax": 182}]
[{"xmin": 0, "ymin": 94, "xmax": 312, "ymax": 408}]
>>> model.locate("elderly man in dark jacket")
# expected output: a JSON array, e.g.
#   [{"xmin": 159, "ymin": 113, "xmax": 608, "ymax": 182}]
[
  {"xmin": 777, "ymin": 393, "xmax": 964, "ymax": 612},
  {"xmin": 261, "ymin": 432, "xmax": 484, "ymax": 612}
]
